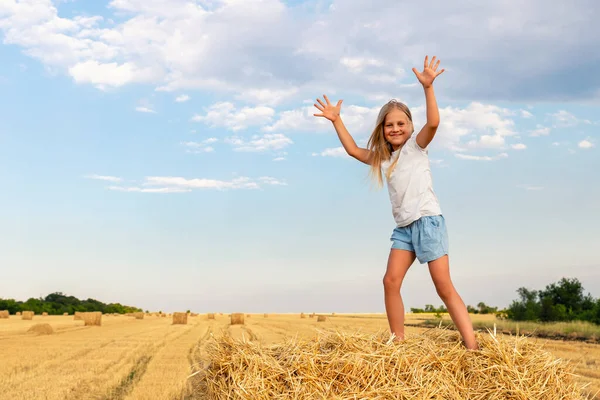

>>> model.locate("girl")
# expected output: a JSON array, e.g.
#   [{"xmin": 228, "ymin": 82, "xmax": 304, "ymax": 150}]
[{"xmin": 313, "ymin": 56, "xmax": 479, "ymax": 350}]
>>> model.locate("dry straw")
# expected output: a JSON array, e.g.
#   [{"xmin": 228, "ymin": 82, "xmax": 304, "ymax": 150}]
[
  {"xmin": 42, "ymin": 312, "xmax": 48, "ymax": 316},
  {"xmin": 208, "ymin": 313, "xmax": 215, "ymax": 320},
  {"xmin": 63, "ymin": 312, "xmax": 68, "ymax": 316},
  {"xmin": 16, "ymin": 312, "xmax": 21, "ymax": 316},
  {"xmin": 173, "ymin": 312, "xmax": 188, "ymax": 325},
  {"xmin": 27, "ymin": 323, "xmax": 54, "ymax": 335},
  {"xmin": 230, "ymin": 313, "xmax": 244, "ymax": 325},
  {"xmin": 22, "ymin": 311, "xmax": 34, "ymax": 320},
  {"xmin": 0, "ymin": 310, "xmax": 9, "ymax": 319},
  {"xmin": 83, "ymin": 312, "xmax": 102, "ymax": 326},
  {"xmin": 317, "ymin": 315, "xmax": 327, "ymax": 322},
  {"xmin": 134, "ymin": 312, "xmax": 144, "ymax": 320},
  {"xmin": 193, "ymin": 327, "xmax": 588, "ymax": 399},
  {"xmin": 300, "ymin": 313, "xmax": 306, "ymax": 319},
  {"xmin": 264, "ymin": 313, "xmax": 268, "ymax": 318},
  {"xmin": 74, "ymin": 312, "xmax": 83, "ymax": 321}
]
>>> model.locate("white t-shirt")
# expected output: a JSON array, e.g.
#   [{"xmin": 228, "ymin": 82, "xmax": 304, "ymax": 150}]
[{"xmin": 381, "ymin": 134, "xmax": 442, "ymax": 227}]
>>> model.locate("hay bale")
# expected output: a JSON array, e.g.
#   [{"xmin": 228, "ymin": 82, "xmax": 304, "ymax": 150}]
[
  {"xmin": 331, "ymin": 312, "xmax": 336, "ymax": 316},
  {"xmin": 207, "ymin": 313, "xmax": 215, "ymax": 320},
  {"xmin": 22, "ymin": 311, "xmax": 34, "ymax": 320},
  {"xmin": 300, "ymin": 313, "xmax": 306, "ymax": 319},
  {"xmin": 200, "ymin": 328, "xmax": 587, "ymax": 399},
  {"xmin": 74, "ymin": 312, "xmax": 83, "ymax": 321},
  {"xmin": 27, "ymin": 323, "xmax": 54, "ymax": 335},
  {"xmin": 42, "ymin": 312, "xmax": 48, "ymax": 316},
  {"xmin": 0, "ymin": 310, "xmax": 9, "ymax": 319},
  {"xmin": 264, "ymin": 313, "xmax": 268, "ymax": 318},
  {"xmin": 63, "ymin": 312, "xmax": 68, "ymax": 316},
  {"xmin": 309, "ymin": 313, "xmax": 314, "ymax": 318},
  {"xmin": 16, "ymin": 312, "xmax": 21, "ymax": 316},
  {"xmin": 317, "ymin": 315, "xmax": 326, "ymax": 322},
  {"xmin": 230, "ymin": 313, "xmax": 244, "ymax": 325},
  {"xmin": 83, "ymin": 312, "xmax": 102, "ymax": 326},
  {"xmin": 173, "ymin": 312, "xmax": 188, "ymax": 325},
  {"xmin": 134, "ymin": 312, "xmax": 144, "ymax": 320},
  {"xmin": 161, "ymin": 314, "xmax": 166, "ymax": 318}
]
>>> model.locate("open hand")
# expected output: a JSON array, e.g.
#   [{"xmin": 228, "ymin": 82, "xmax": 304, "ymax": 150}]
[
  {"xmin": 412, "ymin": 56, "xmax": 445, "ymax": 88},
  {"xmin": 313, "ymin": 94, "xmax": 342, "ymax": 122}
]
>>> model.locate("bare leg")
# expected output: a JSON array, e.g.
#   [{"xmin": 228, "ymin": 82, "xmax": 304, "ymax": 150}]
[
  {"xmin": 428, "ymin": 255, "xmax": 479, "ymax": 350},
  {"xmin": 383, "ymin": 249, "xmax": 416, "ymax": 341}
]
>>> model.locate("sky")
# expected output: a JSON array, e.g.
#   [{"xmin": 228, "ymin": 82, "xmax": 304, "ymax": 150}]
[{"xmin": 0, "ymin": 0, "xmax": 599, "ymax": 314}]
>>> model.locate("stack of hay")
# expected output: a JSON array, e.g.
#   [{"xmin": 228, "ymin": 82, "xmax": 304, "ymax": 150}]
[{"xmin": 193, "ymin": 328, "xmax": 586, "ymax": 399}]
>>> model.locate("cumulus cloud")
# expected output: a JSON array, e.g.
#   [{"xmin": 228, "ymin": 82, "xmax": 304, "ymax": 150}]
[
  {"xmin": 181, "ymin": 138, "xmax": 218, "ymax": 153},
  {"xmin": 455, "ymin": 152, "xmax": 508, "ymax": 161},
  {"xmin": 135, "ymin": 106, "xmax": 156, "ymax": 113},
  {"xmin": 225, "ymin": 133, "xmax": 293, "ymax": 152},
  {"xmin": 192, "ymin": 102, "xmax": 275, "ymax": 131},
  {"xmin": 311, "ymin": 147, "xmax": 349, "ymax": 158},
  {"xmin": 578, "ymin": 139, "xmax": 595, "ymax": 149},
  {"xmin": 511, "ymin": 143, "xmax": 527, "ymax": 150},
  {"xmin": 85, "ymin": 174, "xmax": 122, "ymax": 182},
  {"xmin": 175, "ymin": 94, "xmax": 190, "ymax": 102},
  {"xmin": 104, "ymin": 175, "xmax": 287, "ymax": 192}
]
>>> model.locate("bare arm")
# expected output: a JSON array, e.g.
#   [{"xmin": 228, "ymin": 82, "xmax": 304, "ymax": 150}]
[
  {"xmin": 314, "ymin": 95, "xmax": 372, "ymax": 165},
  {"xmin": 412, "ymin": 55, "xmax": 445, "ymax": 149}
]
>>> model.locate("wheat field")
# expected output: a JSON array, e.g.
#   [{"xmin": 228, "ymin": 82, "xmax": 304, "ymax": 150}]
[{"xmin": 0, "ymin": 313, "xmax": 598, "ymax": 399}]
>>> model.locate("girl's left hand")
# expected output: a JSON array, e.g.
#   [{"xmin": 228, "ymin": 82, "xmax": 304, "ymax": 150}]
[{"xmin": 412, "ymin": 56, "xmax": 445, "ymax": 88}]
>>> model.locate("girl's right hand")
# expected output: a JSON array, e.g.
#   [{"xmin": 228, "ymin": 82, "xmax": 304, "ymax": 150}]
[{"xmin": 313, "ymin": 94, "xmax": 342, "ymax": 122}]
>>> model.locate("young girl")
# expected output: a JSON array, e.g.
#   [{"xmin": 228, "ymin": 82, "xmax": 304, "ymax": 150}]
[{"xmin": 313, "ymin": 56, "xmax": 479, "ymax": 350}]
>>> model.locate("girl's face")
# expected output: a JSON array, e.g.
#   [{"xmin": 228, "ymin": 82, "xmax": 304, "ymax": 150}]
[{"xmin": 383, "ymin": 108, "xmax": 412, "ymax": 151}]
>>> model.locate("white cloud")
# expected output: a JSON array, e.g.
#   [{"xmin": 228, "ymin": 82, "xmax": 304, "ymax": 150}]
[
  {"xmin": 312, "ymin": 147, "xmax": 349, "ymax": 158},
  {"xmin": 181, "ymin": 138, "xmax": 218, "ymax": 153},
  {"xmin": 578, "ymin": 139, "xmax": 595, "ymax": 149},
  {"xmin": 530, "ymin": 125, "xmax": 550, "ymax": 137},
  {"xmin": 234, "ymin": 87, "xmax": 299, "ymax": 106},
  {"xmin": 108, "ymin": 186, "xmax": 192, "ymax": 193},
  {"xmin": 517, "ymin": 184, "xmax": 543, "ymax": 191},
  {"xmin": 273, "ymin": 157, "xmax": 286, "ymax": 161},
  {"xmin": 340, "ymin": 57, "xmax": 384, "ymax": 73},
  {"xmin": 135, "ymin": 106, "xmax": 156, "ymax": 113},
  {"xmin": 69, "ymin": 61, "xmax": 158, "ymax": 89},
  {"xmin": 520, "ymin": 110, "xmax": 533, "ymax": 118},
  {"xmin": 225, "ymin": 133, "xmax": 293, "ymax": 152},
  {"xmin": 85, "ymin": 174, "xmax": 122, "ymax": 182},
  {"xmin": 455, "ymin": 152, "xmax": 508, "ymax": 161},
  {"xmin": 192, "ymin": 102, "xmax": 275, "ymax": 131},
  {"xmin": 511, "ymin": 143, "xmax": 527, "ymax": 150},
  {"xmin": 104, "ymin": 174, "xmax": 287, "ymax": 192},
  {"xmin": 175, "ymin": 94, "xmax": 190, "ymax": 102},
  {"xmin": 550, "ymin": 110, "xmax": 592, "ymax": 128}
]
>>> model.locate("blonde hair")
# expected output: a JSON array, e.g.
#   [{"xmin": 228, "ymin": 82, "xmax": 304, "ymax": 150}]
[{"xmin": 367, "ymin": 99, "xmax": 414, "ymax": 188}]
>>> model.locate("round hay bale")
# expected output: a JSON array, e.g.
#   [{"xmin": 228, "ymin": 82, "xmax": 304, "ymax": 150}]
[
  {"xmin": 83, "ymin": 312, "xmax": 102, "ymax": 326},
  {"xmin": 63, "ymin": 312, "xmax": 68, "ymax": 316},
  {"xmin": 42, "ymin": 312, "xmax": 48, "ymax": 316},
  {"xmin": 230, "ymin": 313, "xmax": 244, "ymax": 325},
  {"xmin": 264, "ymin": 313, "xmax": 268, "ymax": 318},
  {"xmin": 173, "ymin": 312, "xmax": 188, "ymax": 325},
  {"xmin": 207, "ymin": 313, "xmax": 215, "ymax": 320},
  {"xmin": 134, "ymin": 312, "xmax": 144, "ymax": 320},
  {"xmin": 309, "ymin": 313, "xmax": 315, "ymax": 318},
  {"xmin": 0, "ymin": 310, "xmax": 9, "ymax": 319},
  {"xmin": 300, "ymin": 313, "xmax": 306, "ymax": 319},
  {"xmin": 27, "ymin": 323, "xmax": 54, "ymax": 335},
  {"xmin": 74, "ymin": 312, "xmax": 83, "ymax": 321},
  {"xmin": 16, "ymin": 312, "xmax": 21, "ymax": 316},
  {"xmin": 317, "ymin": 315, "xmax": 327, "ymax": 322},
  {"xmin": 22, "ymin": 311, "xmax": 34, "ymax": 320}
]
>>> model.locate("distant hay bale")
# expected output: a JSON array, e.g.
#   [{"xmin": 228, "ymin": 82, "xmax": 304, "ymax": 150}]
[
  {"xmin": 317, "ymin": 315, "xmax": 327, "ymax": 322},
  {"xmin": 264, "ymin": 313, "xmax": 268, "ymax": 318},
  {"xmin": 161, "ymin": 314, "xmax": 166, "ymax": 318},
  {"xmin": 134, "ymin": 312, "xmax": 144, "ymax": 320},
  {"xmin": 63, "ymin": 312, "xmax": 68, "ymax": 316},
  {"xmin": 0, "ymin": 310, "xmax": 9, "ymax": 319},
  {"xmin": 247, "ymin": 314, "xmax": 251, "ymax": 318},
  {"xmin": 331, "ymin": 312, "xmax": 336, "ymax": 316},
  {"xmin": 22, "ymin": 311, "xmax": 34, "ymax": 320},
  {"xmin": 309, "ymin": 313, "xmax": 314, "ymax": 318},
  {"xmin": 230, "ymin": 313, "xmax": 244, "ymax": 325},
  {"xmin": 300, "ymin": 313, "xmax": 306, "ymax": 319},
  {"xmin": 83, "ymin": 312, "xmax": 102, "ymax": 326},
  {"xmin": 16, "ymin": 312, "xmax": 21, "ymax": 316},
  {"xmin": 207, "ymin": 313, "xmax": 215, "ymax": 320},
  {"xmin": 27, "ymin": 323, "xmax": 54, "ymax": 335},
  {"xmin": 74, "ymin": 312, "xmax": 83, "ymax": 321},
  {"xmin": 199, "ymin": 328, "xmax": 587, "ymax": 399},
  {"xmin": 173, "ymin": 312, "xmax": 188, "ymax": 325},
  {"xmin": 42, "ymin": 312, "xmax": 48, "ymax": 316}
]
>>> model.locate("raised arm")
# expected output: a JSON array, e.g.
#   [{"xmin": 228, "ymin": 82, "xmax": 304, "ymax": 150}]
[
  {"xmin": 412, "ymin": 56, "xmax": 445, "ymax": 149},
  {"xmin": 314, "ymin": 95, "xmax": 372, "ymax": 165}
]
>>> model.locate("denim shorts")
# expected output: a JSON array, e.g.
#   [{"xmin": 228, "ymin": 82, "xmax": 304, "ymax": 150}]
[{"xmin": 390, "ymin": 215, "xmax": 449, "ymax": 264}]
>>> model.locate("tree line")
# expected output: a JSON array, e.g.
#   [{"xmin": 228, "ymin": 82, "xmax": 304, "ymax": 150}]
[
  {"xmin": 410, "ymin": 277, "xmax": 600, "ymax": 324},
  {"xmin": 0, "ymin": 292, "xmax": 142, "ymax": 315}
]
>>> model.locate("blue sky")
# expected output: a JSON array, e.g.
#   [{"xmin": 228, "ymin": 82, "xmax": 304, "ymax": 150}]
[{"xmin": 0, "ymin": 0, "xmax": 598, "ymax": 314}]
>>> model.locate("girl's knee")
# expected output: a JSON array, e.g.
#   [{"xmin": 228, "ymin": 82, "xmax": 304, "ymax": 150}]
[{"xmin": 383, "ymin": 274, "xmax": 403, "ymax": 290}]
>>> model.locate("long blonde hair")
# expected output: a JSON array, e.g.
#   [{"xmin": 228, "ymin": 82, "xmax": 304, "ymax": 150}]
[{"xmin": 367, "ymin": 99, "xmax": 414, "ymax": 188}]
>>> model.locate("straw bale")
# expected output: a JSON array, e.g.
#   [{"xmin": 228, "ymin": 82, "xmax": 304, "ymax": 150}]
[
  {"xmin": 83, "ymin": 312, "xmax": 102, "ymax": 326},
  {"xmin": 207, "ymin": 313, "xmax": 215, "ymax": 320},
  {"xmin": 134, "ymin": 312, "xmax": 144, "ymax": 320},
  {"xmin": 173, "ymin": 312, "xmax": 188, "ymax": 325},
  {"xmin": 16, "ymin": 312, "xmax": 21, "ymax": 316},
  {"xmin": 63, "ymin": 312, "xmax": 68, "ymax": 316},
  {"xmin": 42, "ymin": 312, "xmax": 48, "ymax": 316},
  {"xmin": 263, "ymin": 313, "xmax": 268, "ymax": 318},
  {"xmin": 300, "ymin": 313, "xmax": 306, "ymax": 319},
  {"xmin": 0, "ymin": 310, "xmax": 8, "ymax": 319},
  {"xmin": 27, "ymin": 323, "xmax": 54, "ymax": 335},
  {"xmin": 74, "ymin": 312, "xmax": 83, "ymax": 321},
  {"xmin": 230, "ymin": 313, "xmax": 244, "ymax": 325},
  {"xmin": 22, "ymin": 311, "xmax": 34, "ymax": 320},
  {"xmin": 196, "ymin": 328, "xmax": 587, "ymax": 399},
  {"xmin": 317, "ymin": 315, "xmax": 326, "ymax": 322}
]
